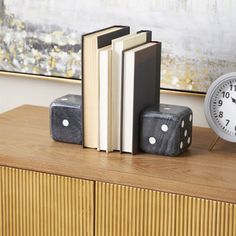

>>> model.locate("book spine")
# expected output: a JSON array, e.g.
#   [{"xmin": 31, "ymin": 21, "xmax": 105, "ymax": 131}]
[
  {"xmin": 120, "ymin": 48, "xmax": 125, "ymax": 153},
  {"xmin": 99, "ymin": 49, "xmax": 112, "ymax": 152},
  {"xmin": 81, "ymin": 34, "xmax": 85, "ymax": 147},
  {"xmin": 154, "ymin": 41, "xmax": 162, "ymax": 104}
]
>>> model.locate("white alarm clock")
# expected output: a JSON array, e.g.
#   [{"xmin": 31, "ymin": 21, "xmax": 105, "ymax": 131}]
[{"xmin": 204, "ymin": 72, "xmax": 236, "ymax": 143}]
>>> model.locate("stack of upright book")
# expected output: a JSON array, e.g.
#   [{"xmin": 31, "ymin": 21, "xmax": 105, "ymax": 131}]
[{"xmin": 82, "ymin": 26, "xmax": 161, "ymax": 154}]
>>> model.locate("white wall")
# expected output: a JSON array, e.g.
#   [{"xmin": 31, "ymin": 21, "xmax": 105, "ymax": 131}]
[
  {"xmin": 0, "ymin": 75, "xmax": 208, "ymax": 127},
  {"xmin": 0, "ymin": 75, "xmax": 81, "ymax": 113}
]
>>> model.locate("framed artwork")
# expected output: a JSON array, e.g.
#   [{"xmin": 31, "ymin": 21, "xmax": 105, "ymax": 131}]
[{"xmin": 1, "ymin": 0, "xmax": 236, "ymax": 93}]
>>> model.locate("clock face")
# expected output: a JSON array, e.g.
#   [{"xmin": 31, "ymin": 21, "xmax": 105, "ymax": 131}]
[{"xmin": 205, "ymin": 73, "xmax": 236, "ymax": 143}]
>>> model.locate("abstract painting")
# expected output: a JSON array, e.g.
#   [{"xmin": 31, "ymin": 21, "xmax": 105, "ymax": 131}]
[
  {"xmin": 1, "ymin": 0, "xmax": 236, "ymax": 93},
  {"xmin": 0, "ymin": 0, "xmax": 82, "ymax": 79}
]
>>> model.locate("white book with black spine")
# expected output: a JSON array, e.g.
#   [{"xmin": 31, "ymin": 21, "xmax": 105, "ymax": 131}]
[
  {"xmin": 121, "ymin": 41, "xmax": 162, "ymax": 154},
  {"xmin": 111, "ymin": 31, "xmax": 150, "ymax": 151}
]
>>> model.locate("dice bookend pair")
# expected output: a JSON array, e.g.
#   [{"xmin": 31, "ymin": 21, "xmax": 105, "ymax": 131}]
[{"xmin": 50, "ymin": 95, "xmax": 193, "ymax": 156}]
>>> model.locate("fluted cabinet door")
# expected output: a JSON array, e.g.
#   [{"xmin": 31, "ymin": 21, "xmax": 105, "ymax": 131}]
[
  {"xmin": 0, "ymin": 166, "xmax": 94, "ymax": 236},
  {"xmin": 95, "ymin": 182, "xmax": 236, "ymax": 236}
]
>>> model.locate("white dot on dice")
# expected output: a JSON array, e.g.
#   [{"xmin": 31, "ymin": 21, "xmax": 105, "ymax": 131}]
[
  {"xmin": 184, "ymin": 130, "xmax": 188, "ymax": 137},
  {"xmin": 180, "ymin": 141, "xmax": 184, "ymax": 149},
  {"xmin": 181, "ymin": 120, "xmax": 185, "ymax": 128},
  {"xmin": 62, "ymin": 119, "xmax": 69, "ymax": 127},
  {"xmin": 189, "ymin": 114, "xmax": 193, "ymax": 122},
  {"xmin": 188, "ymin": 137, "xmax": 191, "ymax": 144},
  {"xmin": 149, "ymin": 137, "xmax": 156, "ymax": 145},
  {"xmin": 61, "ymin": 98, "xmax": 68, "ymax": 101},
  {"xmin": 161, "ymin": 124, "xmax": 168, "ymax": 132}
]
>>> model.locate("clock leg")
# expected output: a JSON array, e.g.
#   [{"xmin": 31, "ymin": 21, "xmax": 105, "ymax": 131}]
[{"xmin": 208, "ymin": 136, "xmax": 220, "ymax": 151}]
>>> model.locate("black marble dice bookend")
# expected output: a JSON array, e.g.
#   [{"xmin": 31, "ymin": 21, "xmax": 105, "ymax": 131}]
[
  {"xmin": 140, "ymin": 104, "xmax": 193, "ymax": 156},
  {"xmin": 50, "ymin": 94, "xmax": 82, "ymax": 144}
]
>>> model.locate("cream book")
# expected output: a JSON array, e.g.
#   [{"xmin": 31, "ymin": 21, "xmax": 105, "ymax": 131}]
[
  {"xmin": 98, "ymin": 46, "xmax": 112, "ymax": 152},
  {"xmin": 82, "ymin": 26, "xmax": 130, "ymax": 148},
  {"xmin": 111, "ymin": 31, "xmax": 150, "ymax": 151}
]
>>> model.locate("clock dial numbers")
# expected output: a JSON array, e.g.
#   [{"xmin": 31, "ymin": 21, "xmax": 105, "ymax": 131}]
[
  {"xmin": 219, "ymin": 111, "xmax": 223, "ymax": 118},
  {"xmin": 230, "ymin": 84, "xmax": 236, "ymax": 91},
  {"xmin": 211, "ymin": 78, "xmax": 236, "ymax": 137},
  {"xmin": 226, "ymin": 119, "xmax": 230, "ymax": 126},
  {"xmin": 222, "ymin": 91, "xmax": 230, "ymax": 99}
]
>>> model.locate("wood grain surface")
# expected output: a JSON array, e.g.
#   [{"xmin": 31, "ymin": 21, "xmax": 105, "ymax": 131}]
[
  {"xmin": 0, "ymin": 166, "xmax": 94, "ymax": 236},
  {"xmin": 0, "ymin": 105, "xmax": 236, "ymax": 203},
  {"xmin": 95, "ymin": 182, "xmax": 236, "ymax": 236}
]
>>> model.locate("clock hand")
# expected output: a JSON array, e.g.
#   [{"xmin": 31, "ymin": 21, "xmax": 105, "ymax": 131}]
[{"xmin": 231, "ymin": 97, "xmax": 236, "ymax": 104}]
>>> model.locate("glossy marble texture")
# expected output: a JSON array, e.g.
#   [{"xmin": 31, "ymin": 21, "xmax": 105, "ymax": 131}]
[
  {"xmin": 50, "ymin": 94, "xmax": 82, "ymax": 144},
  {"xmin": 140, "ymin": 104, "xmax": 193, "ymax": 156}
]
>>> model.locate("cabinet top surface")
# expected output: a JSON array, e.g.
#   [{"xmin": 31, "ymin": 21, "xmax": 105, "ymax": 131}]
[{"xmin": 0, "ymin": 105, "xmax": 236, "ymax": 203}]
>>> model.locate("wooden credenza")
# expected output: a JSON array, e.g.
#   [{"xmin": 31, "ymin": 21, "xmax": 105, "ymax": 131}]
[{"xmin": 0, "ymin": 105, "xmax": 236, "ymax": 236}]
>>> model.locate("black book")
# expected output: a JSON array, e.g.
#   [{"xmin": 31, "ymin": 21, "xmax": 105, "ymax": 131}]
[
  {"xmin": 120, "ymin": 41, "xmax": 161, "ymax": 154},
  {"xmin": 82, "ymin": 26, "xmax": 130, "ymax": 149}
]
